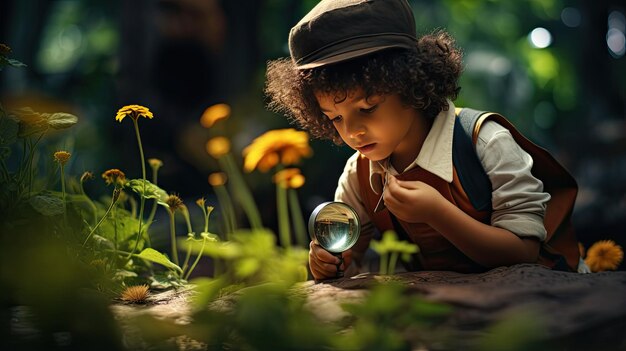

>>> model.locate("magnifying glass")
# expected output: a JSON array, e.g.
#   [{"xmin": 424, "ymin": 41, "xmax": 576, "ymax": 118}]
[{"xmin": 308, "ymin": 201, "xmax": 361, "ymax": 278}]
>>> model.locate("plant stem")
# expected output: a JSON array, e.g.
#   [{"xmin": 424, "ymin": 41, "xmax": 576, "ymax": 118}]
[
  {"xmin": 127, "ymin": 118, "xmax": 147, "ymax": 259},
  {"xmin": 181, "ymin": 238, "xmax": 193, "ymax": 274},
  {"xmin": 184, "ymin": 237, "xmax": 207, "ymax": 280},
  {"xmin": 288, "ymin": 188, "xmax": 307, "ymax": 247},
  {"xmin": 379, "ymin": 253, "xmax": 389, "ymax": 275},
  {"xmin": 388, "ymin": 251, "xmax": 399, "ymax": 275},
  {"xmin": 220, "ymin": 153, "xmax": 262, "ymax": 230},
  {"xmin": 145, "ymin": 165, "xmax": 160, "ymax": 235},
  {"xmin": 168, "ymin": 210, "xmax": 179, "ymax": 265},
  {"xmin": 83, "ymin": 189, "xmax": 120, "ymax": 247},
  {"xmin": 276, "ymin": 179, "xmax": 290, "ymax": 248},
  {"xmin": 60, "ymin": 164, "xmax": 67, "ymax": 222},
  {"xmin": 213, "ymin": 184, "xmax": 236, "ymax": 239}
]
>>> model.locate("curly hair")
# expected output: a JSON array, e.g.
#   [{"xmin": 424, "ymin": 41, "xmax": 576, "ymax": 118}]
[{"xmin": 265, "ymin": 30, "xmax": 463, "ymax": 145}]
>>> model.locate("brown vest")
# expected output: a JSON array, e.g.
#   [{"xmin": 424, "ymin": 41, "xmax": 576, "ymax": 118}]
[{"xmin": 355, "ymin": 110, "xmax": 580, "ymax": 273}]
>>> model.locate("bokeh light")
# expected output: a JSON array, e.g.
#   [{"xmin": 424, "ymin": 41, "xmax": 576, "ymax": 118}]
[{"xmin": 528, "ymin": 27, "xmax": 552, "ymax": 48}]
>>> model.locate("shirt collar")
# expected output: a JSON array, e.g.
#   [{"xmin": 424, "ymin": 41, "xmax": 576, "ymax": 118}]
[{"xmin": 369, "ymin": 100, "xmax": 456, "ymax": 193}]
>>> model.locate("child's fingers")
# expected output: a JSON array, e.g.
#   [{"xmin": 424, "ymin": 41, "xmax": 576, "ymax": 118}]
[{"xmin": 309, "ymin": 242, "xmax": 342, "ymax": 280}]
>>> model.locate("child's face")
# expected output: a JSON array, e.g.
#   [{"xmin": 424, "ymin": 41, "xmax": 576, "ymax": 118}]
[{"xmin": 315, "ymin": 88, "xmax": 423, "ymax": 164}]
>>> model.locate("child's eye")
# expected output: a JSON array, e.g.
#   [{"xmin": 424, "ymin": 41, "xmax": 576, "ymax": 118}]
[
  {"xmin": 330, "ymin": 115, "xmax": 343, "ymax": 123},
  {"xmin": 361, "ymin": 105, "xmax": 378, "ymax": 114}
]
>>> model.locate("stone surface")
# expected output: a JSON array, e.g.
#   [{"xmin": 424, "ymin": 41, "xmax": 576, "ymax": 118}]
[{"xmin": 112, "ymin": 264, "xmax": 626, "ymax": 350}]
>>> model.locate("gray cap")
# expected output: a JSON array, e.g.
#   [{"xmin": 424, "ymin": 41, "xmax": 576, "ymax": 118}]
[{"xmin": 289, "ymin": 0, "xmax": 417, "ymax": 69}]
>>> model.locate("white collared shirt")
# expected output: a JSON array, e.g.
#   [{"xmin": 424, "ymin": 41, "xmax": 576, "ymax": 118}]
[{"xmin": 335, "ymin": 101, "xmax": 550, "ymax": 241}]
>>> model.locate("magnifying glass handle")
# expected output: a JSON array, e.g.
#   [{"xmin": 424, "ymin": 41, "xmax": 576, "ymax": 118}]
[{"xmin": 332, "ymin": 252, "xmax": 344, "ymax": 278}]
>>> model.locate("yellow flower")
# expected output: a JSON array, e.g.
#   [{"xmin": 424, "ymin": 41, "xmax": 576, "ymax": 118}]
[
  {"xmin": 148, "ymin": 158, "xmax": 163, "ymax": 170},
  {"xmin": 585, "ymin": 240, "xmax": 624, "ymax": 272},
  {"xmin": 206, "ymin": 137, "xmax": 231, "ymax": 158},
  {"xmin": 102, "ymin": 169, "xmax": 126, "ymax": 187},
  {"xmin": 53, "ymin": 151, "xmax": 71, "ymax": 166},
  {"xmin": 200, "ymin": 103, "xmax": 231, "ymax": 128},
  {"xmin": 196, "ymin": 197, "xmax": 206, "ymax": 207},
  {"xmin": 120, "ymin": 284, "xmax": 150, "ymax": 303},
  {"xmin": 208, "ymin": 172, "xmax": 227, "ymax": 186},
  {"xmin": 115, "ymin": 104, "xmax": 154, "ymax": 122},
  {"xmin": 273, "ymin": 168, "xmax": 305, "ymax": 189},
  {"xmin": 242, "ymin": 129, "xmax": 312, "ymax": 173}
]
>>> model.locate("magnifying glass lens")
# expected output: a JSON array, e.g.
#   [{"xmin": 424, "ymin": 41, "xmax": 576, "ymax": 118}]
[{"xmin": 309, "ymin": 202, "xmax": 361, "ymax": 278}]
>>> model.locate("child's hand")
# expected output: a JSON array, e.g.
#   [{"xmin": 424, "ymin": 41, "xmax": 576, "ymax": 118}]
[
  {"xmin": 383, "ymin": 175, "xmax": 445, "ymax": 223},
  {"xmin": 308, "ymin": 241, "xmax": 352, "ymax": 280}
]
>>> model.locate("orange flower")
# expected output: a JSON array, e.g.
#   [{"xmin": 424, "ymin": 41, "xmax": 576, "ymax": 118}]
[
  {"xmin": 242, "ymin": 129, "xmax": 312, "ymax": 172},
  {"xmin": 200, "ymin": 103, "xmax": 231, "ymax": 128},
  {"xmin": 273, "ymin": 168, "xmax": 305, "ymax": 189},
  {"xmin": 102, "ymin": 169, "xmax": 126, "ymax": 187},
  {"xmin": 206, "ymin": 137, "xmax": 231, "ymax": 158},
  {"xmin": 585, "ymin": 240, "xmax": 624, "ymax": 272},
  {"xmin": 115, "ymin": 104, "xmax": 153, "ymax": 122}
]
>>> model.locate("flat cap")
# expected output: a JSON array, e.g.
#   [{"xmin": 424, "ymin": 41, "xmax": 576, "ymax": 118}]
[{"xmin": 289, "ymin": 0, "xmax": 417, "ymax": 69}]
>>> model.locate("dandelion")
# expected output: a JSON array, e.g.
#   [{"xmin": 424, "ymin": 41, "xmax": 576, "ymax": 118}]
[
  {"xmin": 120, "ymin": 284, "xmax": 150, "ymax": 303},
  {"xmin": 116, "ymin": 104, "xmax": 153, "ymax": 261},
  {"xmin": 53, "ymin": 151, "xmax": 71, "ymax": 166},
  {"xmin": 200, "ymin": 103, "xmax": 231, "ymax": 128},
  {"xmin": 585, "ymin": 240, "xmax": 624, "ymax": 272},
  {"xmin": 54, "ymin": 151, "xmax": 71, "ymax": 218},
  {"xmin": 206, "ymin": 137, "xmax": 231, "ymax": 159},
  {"xmin": 242, "ymin": 129, "xmax": 312, "ymax": 173},
  {"xmin": 102, "ymin": 169, "xmax": 126, "ymax": 187},
  {"xmin": 208, "ymin": 172, "xmax": 227, "ymax": 186}
]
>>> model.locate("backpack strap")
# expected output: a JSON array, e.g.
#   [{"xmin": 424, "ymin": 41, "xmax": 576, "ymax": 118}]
[{"xmin": 453, "ymin": 108, "xmax": 492, "ymax": 212}]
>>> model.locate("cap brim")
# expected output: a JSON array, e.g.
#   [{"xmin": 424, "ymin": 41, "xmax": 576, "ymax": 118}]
[{"xmin": 295, "ymin": 45, "xmax": 404, "ymax": 70}]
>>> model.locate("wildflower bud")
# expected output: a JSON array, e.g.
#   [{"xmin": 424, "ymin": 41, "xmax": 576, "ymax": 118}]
[
  {"xmin": 208, "ymin": 172, "xmax": 227, "ymax": 186},
  {"xmin": 148, "ymin": 158, "xmax": 163, "ymax": 170},
  {"xmin": 206, "ymin": 137, "xmax": 231, "ymax": 159},
  {"xmin": 112, "ymin": 188, "xmax": 122, "ymax": 202},
  {"xmin": 200, "ymin": 103, "xmax": 231, "ymax": 128},
  {"xmin": 53, "ymin": 151, "xmax": 71, "ymax": 166},
  {"xmin": 80, "ymin": 171, "xmax": 94, "ymax": 183}
]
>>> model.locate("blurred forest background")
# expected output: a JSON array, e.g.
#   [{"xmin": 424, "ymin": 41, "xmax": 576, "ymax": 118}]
[{"xmin": 1, "ymin": 0, "xmax": 625, "ymax": 267}]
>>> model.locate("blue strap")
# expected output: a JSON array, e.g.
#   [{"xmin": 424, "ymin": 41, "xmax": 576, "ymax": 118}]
[{"xmin": 452, "ymin": 108, "xmax": 492, "ymax": 212}]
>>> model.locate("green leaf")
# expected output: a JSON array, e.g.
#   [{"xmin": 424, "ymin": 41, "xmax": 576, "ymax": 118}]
[
  {"xmin": 0, "ymin": 116, "xmax": 18, "ymax": 147},
  {"xmin": 5, "ymin": 58, "xmax": 26, "ymax": 68},
  {"xmin": 136, "ymin": 248, "xmax": 182, "ymax": 273},
  {"xmin": 29, "ymin": 194, "xmax": 64, "ymax": 216},
  {"xmin": 126, "ymin": 179, "xmax": 168, "ymax": 201},
  {"xmin": 47, "ymin": 112, "xmax": 78, "ymax": 130}
]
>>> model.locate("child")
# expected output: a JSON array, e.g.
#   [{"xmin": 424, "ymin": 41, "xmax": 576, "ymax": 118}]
[{"xmin": 265, "ymin": 0, "xmax": 583, "ymax": 280}]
